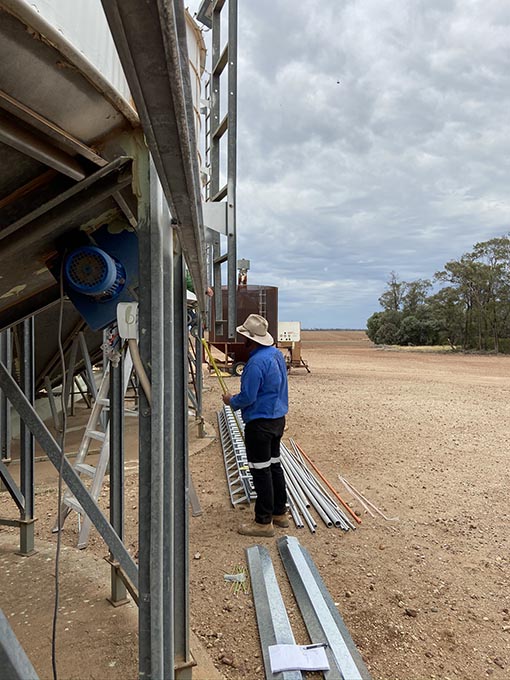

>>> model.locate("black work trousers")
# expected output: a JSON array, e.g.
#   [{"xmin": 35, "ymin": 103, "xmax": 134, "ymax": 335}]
[{"xmin": 244, "ymin": 416, "xmax": 287, "ymax": 524}]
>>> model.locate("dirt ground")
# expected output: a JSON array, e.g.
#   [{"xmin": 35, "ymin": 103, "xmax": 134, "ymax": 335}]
[{"xmin": 1, "ymin": 330, "xmax": 510, "ymax": 679}]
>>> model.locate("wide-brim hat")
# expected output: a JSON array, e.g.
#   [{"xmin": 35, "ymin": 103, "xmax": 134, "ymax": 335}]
[{"xmin": 236, "ymin": 313, "xmax": 274, "ymax": 346}]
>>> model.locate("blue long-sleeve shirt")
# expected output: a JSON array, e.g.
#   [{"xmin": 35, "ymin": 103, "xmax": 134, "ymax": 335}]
[{"xmin": 230, "ymin": 345, "xmax": 288, "ymax": 423}]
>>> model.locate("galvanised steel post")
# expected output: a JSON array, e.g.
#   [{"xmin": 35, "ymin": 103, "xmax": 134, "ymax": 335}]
[
  {"xmin": 162, "ymin": 219, "xmax": 175, "ymax": 678},
  {"xmin": 19, "ymin": 318, "xmax": 35, "ymax": 555},
  {"xmin": 0, "ymin": 329, "xmax": 12, "ymax": 464},
  {"xmin": 195, "ymin": 315, "xmax": 204, "ymax": 437},
  {"xmin": 172, "ymin": 242, "xmax": 192, "ymax": 679},
  {"xmin": 108, "ymin": 351, "xmax": 128, "ymax": 606},
  {"xmin": 138, "ymin": 156, "xmax": 173, "ymax": 678},
  {"xmin": 226, "ymin": 0, "xmax": 238, "ymax": 339}
]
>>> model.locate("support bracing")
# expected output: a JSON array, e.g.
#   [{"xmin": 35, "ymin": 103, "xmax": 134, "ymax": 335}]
[
  {"xmin": 0, "ymin": 358, "xmax": 138, "ymax": 587},
  {"xmin": 19, "ymin": 317, "xmax": 35, "ymax": 555},
  {"xmin": 108, "ymin": 352, "xmax": 128, "ymax": 607},
  {"xmin": 0, "ymin": 329, "xmax": 12, "ymax": 464}
]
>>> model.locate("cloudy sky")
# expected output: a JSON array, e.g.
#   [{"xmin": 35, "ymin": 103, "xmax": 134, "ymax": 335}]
[{"xmin": 190, "ymin": 0, "xmax": 510, "ymax": 328}]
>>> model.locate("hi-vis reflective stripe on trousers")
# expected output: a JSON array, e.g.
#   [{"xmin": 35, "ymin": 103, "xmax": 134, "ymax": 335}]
[{"xmin": 248, "ymin": 456, "xmax": 281, "ymax": 469}]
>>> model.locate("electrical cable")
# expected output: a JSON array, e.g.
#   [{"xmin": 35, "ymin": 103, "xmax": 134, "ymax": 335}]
[
  {"xmin": 127, "ymin": 338, "xmax": 152, "ymax": 405},
  {"xmin": 51, "ymin": 259, "xmax": 68, "ymax": 680}
]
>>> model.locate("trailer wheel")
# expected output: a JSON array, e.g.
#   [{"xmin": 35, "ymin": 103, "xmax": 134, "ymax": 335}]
[{"xmin": 232, "ymin": 361, "xmax": 245, "ymax": 376}]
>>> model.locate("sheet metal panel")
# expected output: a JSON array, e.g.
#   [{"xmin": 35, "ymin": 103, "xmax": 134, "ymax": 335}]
[
  {"xmin": 23, "ymin": 0, "xmax": 131, "ymax": 101},
  {"xmin": 0, "ymin": 1, "xmax": 137, "ymax": 142}
]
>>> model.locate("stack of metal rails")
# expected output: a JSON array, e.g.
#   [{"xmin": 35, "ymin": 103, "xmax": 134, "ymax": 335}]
[{"xmin": 217, "ymin": 405, "xmax": 356, "ymax": 532}]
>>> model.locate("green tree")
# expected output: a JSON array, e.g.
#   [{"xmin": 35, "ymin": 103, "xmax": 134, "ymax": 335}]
[
  {"xmin": 402, "ymin": 279, "xmax": 432, "ymax": 316},
  {"xmin": 378, "ymin": 271, "xmax": 405, "ymax": 312}
]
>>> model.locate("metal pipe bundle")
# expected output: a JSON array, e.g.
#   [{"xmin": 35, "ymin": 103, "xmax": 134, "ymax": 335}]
[{"xmin": 280, "ymin": 443, "xmax": 356, "ymax": 532}]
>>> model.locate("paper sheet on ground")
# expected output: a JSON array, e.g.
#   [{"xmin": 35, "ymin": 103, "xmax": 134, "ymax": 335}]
[{"xmin": 268, "ymin": 643, "xmax": 330, "ymax": 673}]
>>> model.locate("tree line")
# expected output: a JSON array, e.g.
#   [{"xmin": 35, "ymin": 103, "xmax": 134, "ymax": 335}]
[{"xmin": 366, "ymin": 236, "xmax": 510, "ymax": 353}]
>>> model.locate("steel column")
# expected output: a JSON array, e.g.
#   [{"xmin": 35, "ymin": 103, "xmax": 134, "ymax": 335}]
[
  {"xmin": 195, "ymin": 315, "xmax": 204, "ymax": 437},
  {"xmin": 138, "ymin": 157, "xmax": 173, "ymax": 678},
  {"xmin": 19, "ymin": 318, "xmax": 35, "ymax": 555},
  {"xmin": 108, "ymin": 352, "xmax": 128, "ymax": 606},
  {"xmin": 162, "ymin": 219, "xmax": 176, "ymax": 679},
  {"xmin": 0, "ymin": 329, "xmax": 12, "ymax": 463},
  {"xmin": 172, "ymin": 243, "xmax": 192, "ymax": 678}
]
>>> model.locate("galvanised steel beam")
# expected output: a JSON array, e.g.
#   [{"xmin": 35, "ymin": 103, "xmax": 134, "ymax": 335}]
[
  {"xmin": 0, "ymin": 358, "xmax": 138, "ymax": 587},
  {"xmin": 172, "ymin": 242, "xmax": 192, "ymax": 678},
  {"xmin": 0, "ymin": 88, "xmax": 108, "ymax": 167},
  {"xmin": 0, "ymin": 111, "xmax": 86, "ymax": 181},
  {"xmin": 277, "ymin": 536, "xmax": 370, "ymax": 680},
  {"xmin": 195, "ymin": 314, "xmax": 204, "ymax": 436},
  {"xmin": 0, "ymin": 609, "xmax": 39, "ymax": 680},
  {"xmin": 0, "ymin": 329, "xmax": 12, "ymax": 460},
  {"xmin": 245, "ymin": 544, "xmax": 303, "ymax": 680},
  {"xmin": 137, "ymin": 157, "xmax": 174, "ymax": 678},
  {"xmin": 108, "ymin": 351, "xmax": 128, "ymax": 606},
  {"xmin": 19, "ymin": 317, "xmax": 35, "ymax": 555},
  {"xmin": 0, "ymin": 288, "xmax": 60, "ymax": 334},
  {"xmin": 101, "ymin": 0, "xmax": 207, "ymax": 310},
  {"xmin": 0, "ymin": 156, "xmax": 133, "ymax": 256},
  {"xmin": 0, "ymin": 459, "xmax": 24, "ymax": 512}
]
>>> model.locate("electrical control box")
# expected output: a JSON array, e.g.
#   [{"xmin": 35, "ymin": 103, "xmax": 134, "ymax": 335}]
[{"xmin": 278, "ymin": 322, "xmax": 301, "ymax": 343}]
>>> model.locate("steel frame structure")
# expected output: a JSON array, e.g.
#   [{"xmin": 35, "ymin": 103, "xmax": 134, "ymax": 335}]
[
  {"xmin": 199, "ymin": 0, "xmax": 238, "ymax": 338},
  {"xmin": 0, "ymin": 1, "xmax": 206, "ymax": 678}
]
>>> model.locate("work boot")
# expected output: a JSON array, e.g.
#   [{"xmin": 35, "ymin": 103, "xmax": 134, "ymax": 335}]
[
  {"xmin": 272, "ymin": 513, "xmax": 290, "ymax": 528},
  {"xmin": 237, "ymin": 521, "xmax": 275, "ymax": 537}
]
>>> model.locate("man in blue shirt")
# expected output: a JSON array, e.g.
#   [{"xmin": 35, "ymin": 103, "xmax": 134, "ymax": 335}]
[{"xmin": 223, "ymin": 314, "xmax": 290, "ymax": 537}]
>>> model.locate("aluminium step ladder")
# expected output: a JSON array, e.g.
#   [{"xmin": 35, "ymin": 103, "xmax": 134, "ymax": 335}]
[
  {"xmin": 53, "ymin": 345, "xmax": 134, "ymax": 549},
  {"xmin": 217, "ymin": 405, "xmax": 256, "ymax": 506}
]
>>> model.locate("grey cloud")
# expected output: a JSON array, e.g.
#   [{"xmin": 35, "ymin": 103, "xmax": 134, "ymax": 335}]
[{"xmin": 189, "ymin": 0, "xmax": 510, "ymax": 327}]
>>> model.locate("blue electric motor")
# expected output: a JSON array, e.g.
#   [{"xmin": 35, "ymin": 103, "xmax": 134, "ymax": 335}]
[{"xmin": 64, "ymin": 246, "xmax": 126, "ymax": 301}]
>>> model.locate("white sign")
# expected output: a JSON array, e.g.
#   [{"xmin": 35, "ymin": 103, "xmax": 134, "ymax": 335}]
[{"xmin": 278, "ymin": 321, "xmax": 301, "ymax": 342}]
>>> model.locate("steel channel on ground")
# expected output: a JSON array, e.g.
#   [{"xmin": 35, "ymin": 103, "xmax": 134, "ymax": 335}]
[
  {"xmin": 245, "ymin": 544, "xmax": 303, "ymax": 680},
  {"xmin": 278, "ymin": 536, "xmax": 370, "ymax": 680}
]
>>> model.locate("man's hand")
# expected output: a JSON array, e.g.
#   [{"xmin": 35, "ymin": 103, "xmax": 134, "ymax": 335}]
[{"xmin": 222, "ymin": 393, "xmax": 233, "ymax": 405}]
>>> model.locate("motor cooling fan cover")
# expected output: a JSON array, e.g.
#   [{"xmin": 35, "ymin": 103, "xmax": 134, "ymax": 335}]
[{"xmin": 64, "ymin": 246, "xmax": 126, "ymax": 300}]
